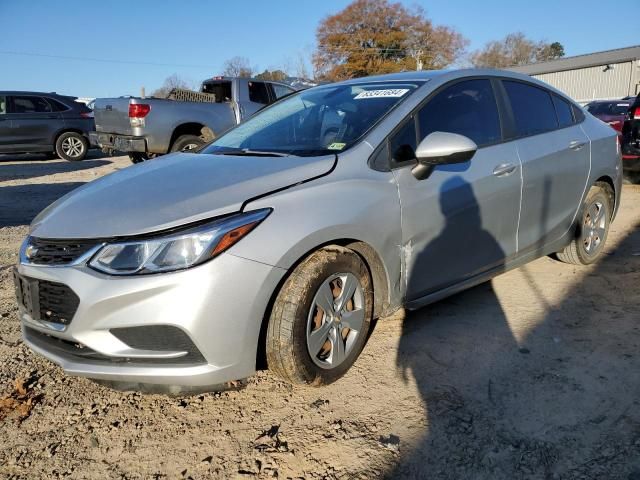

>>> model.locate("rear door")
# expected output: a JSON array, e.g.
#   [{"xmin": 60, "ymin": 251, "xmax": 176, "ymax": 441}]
[
  {"xmin": 237, "ymin": 80, "xmax": 271, "ymax": 119},
  {"xmin": 0, "ymin": 94, "xmax": 12, "ymax": 151},
  {"xmin": 392, "ymin": 78, "xmax": 522, "ymax": 300},
  {"xmin": 7, "ymin": 95, "xmax": 61, "ymax": 148},
  {"xmin": 502, "ymin": 80, "xmax": 589, "ymax": 256}
]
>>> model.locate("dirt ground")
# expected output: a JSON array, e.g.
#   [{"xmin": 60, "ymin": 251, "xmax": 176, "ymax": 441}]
[{"xmin": 0, "ymin": 153, "xmax": 639, "ymax": 479}]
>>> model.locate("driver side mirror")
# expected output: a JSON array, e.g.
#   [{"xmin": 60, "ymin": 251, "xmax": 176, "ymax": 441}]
[{"xmin": 411, "ymin": 132, "xmax": 477, "ymax": 180}]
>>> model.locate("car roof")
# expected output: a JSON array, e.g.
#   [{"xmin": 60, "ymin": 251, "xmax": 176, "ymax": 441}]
[
  {"xmin": 328, "ymin": 68, "xmax": 541, "ymax": 86},
  {"xmin": 0, "ymin": 91, "xmax": 76, "ymax": 99}
]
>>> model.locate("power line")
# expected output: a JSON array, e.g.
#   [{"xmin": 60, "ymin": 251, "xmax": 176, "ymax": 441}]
[{"xmin": 0, "ymin": 50, "xmax": 217, "ymax": 69}]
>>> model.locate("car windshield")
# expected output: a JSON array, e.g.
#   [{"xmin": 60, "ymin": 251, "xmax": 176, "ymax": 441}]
[{"xmin": 202, "ymin": 81, "xmax": 423, "ymax": 157}]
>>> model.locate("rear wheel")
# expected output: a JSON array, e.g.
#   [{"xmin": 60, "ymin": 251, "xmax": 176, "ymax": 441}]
[
  {"xmin": 170, "ymin": 135, "xmax": 205, "ymax": 153},
  {"xmin": 266, "ymin": 246, "xmax": 373, "ymax": 386},
  {"xmin": 556, "ymin": 183, "xmax": 613, "ymax": 265},
  {"xmin": 55, "ymin": 132, "xmax": 88, "ymax": 161}
]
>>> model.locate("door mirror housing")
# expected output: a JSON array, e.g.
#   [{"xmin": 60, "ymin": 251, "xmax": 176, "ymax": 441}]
[{"xmin": 412, "ymin": 131, "xmax": 478, "ymax": 180}]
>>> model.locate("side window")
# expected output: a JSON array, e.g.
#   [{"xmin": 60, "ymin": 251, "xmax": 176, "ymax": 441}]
[
  {"xmin": 389, "ymin": 116, "xmax": 418, "ymax": 164},
  {"xmin": 552, "ymin": 95, "xmax": 574, "ymax": 128},
  {"xmin": 11, "ymin": 96, "xmax": 53, "ymax": 114},
  {"xmin": 418, "ymin": 79, "xmax": 501, "ymax": 147},
  {"xmin": 503, "ymin": 81, "xmax": 558, "ymax": 136},
  {"xmin": 0, "ymin": 96, "xmax": 6, "ymax": 114},
  {"xmin": 248, "ymin": 82, "xmax": 270, "ymax": 104},
  {"xmin": 272, "ymin": 83, "xmax": 295, "ymax": 100}
]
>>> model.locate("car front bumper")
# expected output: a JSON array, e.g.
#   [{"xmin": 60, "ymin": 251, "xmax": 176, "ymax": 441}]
[
  {"xmin": 90, "ymin": 132, "xmax": 147, "ymax": 153},
  {"xmin": 16, "ymin": 253, "xmax": 286, "ymax": 389}
]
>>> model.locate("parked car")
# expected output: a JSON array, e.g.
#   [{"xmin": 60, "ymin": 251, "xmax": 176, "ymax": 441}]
[
  {"xmin": 621, "ymin": 93, "xmax": 640, "ymax": 182},
  {"xmin": 91, "ymin": 77, "xmax": 298, "ymax": 163},
  {"xmin": 585, "ymin": 99, "xmax": 631, "ymax": 133},
  {"xmin": 15, "ymin": 69, "xmax": 621, "ymax": 391},
  {"xmin": 0, "ymin": 91, "xmax": 94, "ymax": 161}
]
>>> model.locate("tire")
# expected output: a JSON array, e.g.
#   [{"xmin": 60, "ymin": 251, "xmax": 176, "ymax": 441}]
[
  {"xmin": 623, "ymin": 170, "xmax": 640, "ymax": 185},
  {"xmin": 129, "ymin": 153, "xmax": 149, "ymax": 164},
  {"xmin": 55, "ymin": 132, "xmax": 88, "ymax": 161},
  {"xmin": 170, "ymin": 135, "xmax": 205, "ymax": 153},
  {"xmin": 556, "ymin": 183, "xmax": 613, "ymax": 265},
  {"xmin": 266, "ymin": 246, "xmax": 373, "ymax": 386}
]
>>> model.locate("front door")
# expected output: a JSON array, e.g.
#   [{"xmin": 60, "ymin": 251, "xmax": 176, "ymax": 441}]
[{"xmin": 390, "ymin": 78, "xmax": 522, "ymax": 301}]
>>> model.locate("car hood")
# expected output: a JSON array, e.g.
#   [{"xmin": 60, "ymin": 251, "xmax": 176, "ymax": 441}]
[{"xmin": 30, "ymin": 152, "xmax": 336, "ymax": 239}]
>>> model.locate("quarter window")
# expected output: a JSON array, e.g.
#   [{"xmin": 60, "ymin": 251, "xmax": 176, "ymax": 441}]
[
  {"xmin": 0, "ymin": 96, "xmax": 6, "ymax": 114},
  {"xmin": 248, "ymin": 81, "xmax": 270, "ymax": 104},
  {"xmin": 272, "ymin": 83, "xmax": 295, "ymax": 99},
  {"xmin": 11, "ymin": 95, "xmax": 53, "ymax": 113},
  {"xmin": 503, "ymin": 81, "xmax": 558, "ymax": 136},
  {"xmin": 552, "ymin": 94, "xmax": 574, "ymax": 128},
  {"xmin": 46, "ymin": 97, "xmax": 70, "ymax": 112},
  {"xmin": 390, "ymin": 117, "xmax": 418, "ymax": 164},
  {"xmin": 417, "ymin": 79, "xmax": 501, "ymax": 147}
]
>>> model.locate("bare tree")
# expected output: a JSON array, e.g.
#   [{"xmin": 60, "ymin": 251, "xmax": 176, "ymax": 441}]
[
  {"xmin": 151, "ymin": 74, "xmax": 195, "ymax": 98},
  {"xmin": 471, "ymin": 33, "xmax": 565, "ymax": 68},
  {"xmin": 222, "ymin": 56, "xmax": 253, "ymax": 77}
]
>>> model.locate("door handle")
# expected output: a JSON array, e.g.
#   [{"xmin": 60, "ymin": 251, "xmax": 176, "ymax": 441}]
[
  {"xmin": 569, "ymin": 140, "xmax": 587, "ymax": 151},
  {"xmin": 493, "ymin": 163, "xmax": 517, "ymax": 177}
]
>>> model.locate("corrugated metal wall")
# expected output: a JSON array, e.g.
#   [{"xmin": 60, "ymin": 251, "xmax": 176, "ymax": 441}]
[{"xmin": 533, "ymin": 60, "xmax": 639, "ymax": 103}]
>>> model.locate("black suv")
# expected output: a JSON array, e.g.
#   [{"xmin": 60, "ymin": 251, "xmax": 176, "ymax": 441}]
[{"xmin": 0, "ymin": 91, "xmax": 95, "ymax": 161}]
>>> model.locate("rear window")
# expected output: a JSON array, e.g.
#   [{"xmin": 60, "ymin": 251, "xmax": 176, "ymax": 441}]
[
  {"xmin": 272, "ymin": 83, "xmax": 295, "ymax": 99},
  {"xmin": 504, "ymin": 81, "xmax": 558, "ymax": 137},
  {"xmin": 248, "ymin": 82, "xmax": 270, "ymax": 104},
  {"xmin": 11, "ymin": 95, "xmax": 53, "ymax": 113},
  {"xmin": 201, "ymin": 81, "xmax": 232, "ymax": 103},
  {"xmin": 552, "ymin": 95, "xmax": 574, "ymax": 128}
]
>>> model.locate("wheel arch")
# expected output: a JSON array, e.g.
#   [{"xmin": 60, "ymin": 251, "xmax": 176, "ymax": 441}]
[
  {"xmin": 255, "ymin": 238, "xmax": 392, "ymax": 371},
  {"xmin": 168, "ymin": 123, "xmax": 215, "ymax": 150}
]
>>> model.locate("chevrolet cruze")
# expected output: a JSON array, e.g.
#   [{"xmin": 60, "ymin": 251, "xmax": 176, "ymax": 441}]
[{"xmin": 14, "ymin": 70, "xmax": 621, "ymax": 390}]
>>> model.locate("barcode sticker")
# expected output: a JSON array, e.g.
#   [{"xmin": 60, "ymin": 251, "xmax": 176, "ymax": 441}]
[{"xmin": 354, "ymin": 89, "xmax": 409, "ymax": 100}]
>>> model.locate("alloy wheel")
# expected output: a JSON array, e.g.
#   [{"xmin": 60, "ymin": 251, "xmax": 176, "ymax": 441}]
[{"xmin": 61, "ymin": 136, "xmax": 84, "ymax": 158}]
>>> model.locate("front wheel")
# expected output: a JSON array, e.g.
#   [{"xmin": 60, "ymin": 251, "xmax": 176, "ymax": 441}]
[
  {"xmin": 556, "ymin": 183, "xmax": 613, "ymax": 265},
  {"xmin": 266, "ymin": 246, "xmax": 373, "ymax": 386},
  {"xmin": 55, "ymin": 132, "xmax": 88, "ymax": 161}
]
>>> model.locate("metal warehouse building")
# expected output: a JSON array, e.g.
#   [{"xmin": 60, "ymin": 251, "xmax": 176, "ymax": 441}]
[{"xmin": 510, "ymin": 45, "xmax": 640, "ymax": 104}]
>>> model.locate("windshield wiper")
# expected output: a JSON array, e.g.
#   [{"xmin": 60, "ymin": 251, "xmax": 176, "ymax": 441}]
[{"xmin": 217, "ymin": 149, "xmax": 291, "ymax": 157}]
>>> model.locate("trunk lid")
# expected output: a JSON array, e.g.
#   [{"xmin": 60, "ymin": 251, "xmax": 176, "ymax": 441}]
[{"xmin": 93, "ymin": 97, "xmax": 135, "ymax": 135}]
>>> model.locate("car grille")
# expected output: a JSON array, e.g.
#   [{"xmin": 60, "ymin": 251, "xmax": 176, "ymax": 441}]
[
  {"xmin": 27, "ymin": 237, "xmax": 100, "ymax": 265},
  {"xmin": 38, "ymin": 280, "xmax": 80, "ymax": 325}
]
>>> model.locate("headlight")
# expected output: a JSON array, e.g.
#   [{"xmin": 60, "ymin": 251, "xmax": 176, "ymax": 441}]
[{"xmin": 88, "ymin": 209, "xmax": 270, "ymax": 275}]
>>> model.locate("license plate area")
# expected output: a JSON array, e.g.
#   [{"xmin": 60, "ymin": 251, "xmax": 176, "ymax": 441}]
[{"xmin": 13, "ymin": 268, "xmax": 40, "ymax": 321}]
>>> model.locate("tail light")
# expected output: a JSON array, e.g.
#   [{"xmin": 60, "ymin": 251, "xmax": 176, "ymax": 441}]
[
  {"xmin": 608, "ymin": 120, "xmax": 622, "ymax": 132},
  {"xmin": 129, "ymin": 104, "xmax": 151, "ymax": 118},
  {"xmin": 634, "ymin": 107, "xmax": 640, "ymax": 120},
  {"xmin": 80, "ymin": 111, "xmax": 94, "ymax": 119},
  {"xmin": 129, "ymin": 103, "xmax": 150, "ymax": 128}
]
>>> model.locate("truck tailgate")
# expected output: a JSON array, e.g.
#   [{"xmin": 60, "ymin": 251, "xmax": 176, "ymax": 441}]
[{"xmin": 93, "ymin": 97, "xmax": 133, "ymax": 135}]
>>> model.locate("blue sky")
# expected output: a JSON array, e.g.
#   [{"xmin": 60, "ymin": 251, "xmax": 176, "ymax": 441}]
[{"xmin": 1, "ymin": 0, "xmax": 638, "ymax": 98}]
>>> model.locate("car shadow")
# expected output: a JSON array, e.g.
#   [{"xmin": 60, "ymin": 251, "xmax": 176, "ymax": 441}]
[
  {"xmin": 0, "ymin": 182, "xmax": 85, "ymax": 227},
  {"xmin": 387, "ymin": 178, "xmax": 640, "ymax": 478},
  {"xmin": 0, "ymin": 151, "xmax": 112, "ymax": 182}
]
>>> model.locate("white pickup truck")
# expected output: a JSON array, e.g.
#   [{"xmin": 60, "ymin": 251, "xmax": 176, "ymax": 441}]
[{"xmin": 90, "ymin": 77, "xmax": 298, "ymax": 163}]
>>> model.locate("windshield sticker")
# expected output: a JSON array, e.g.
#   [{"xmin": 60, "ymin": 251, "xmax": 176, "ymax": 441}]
[
  {"xmin": 354, "ymin": 88, "xmax": 409, "ymax": 100},
  {"xmin": 327, "ymin": 142, "xmax": 347, "ymax": 150}
]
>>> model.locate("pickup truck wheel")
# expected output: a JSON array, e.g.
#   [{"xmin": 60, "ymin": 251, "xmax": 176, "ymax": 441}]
[
  {"xmin": 266, "ymin": 246, "xmax": 373, "ymax": 386},
  {"xmin": 556, "ymin": 183, "xmax": 613, "ymax": 265},
  {"xmin": 55, "ymin": 132, "xmax": 88, "ymax": 161},
  {"xmin": 170, "ymin": 135, "xmax": 205, "ymax": 153},
  {"xmin": 129, "ymin": 153, "xmax": 150, "ymax": 164}
]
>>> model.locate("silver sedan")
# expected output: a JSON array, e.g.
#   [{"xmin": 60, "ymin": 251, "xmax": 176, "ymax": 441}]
[{"xmin": 15, "ymin": 69, "xmax": 621, "ymax": 390}]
